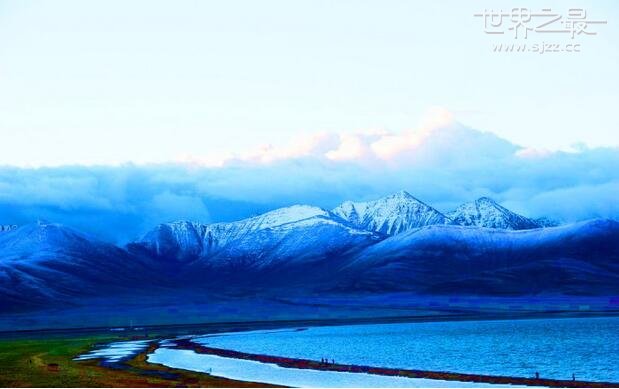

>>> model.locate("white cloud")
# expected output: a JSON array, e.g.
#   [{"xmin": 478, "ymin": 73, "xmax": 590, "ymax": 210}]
[
  {"xmin": 326, "ymin": 133, "xmax": 373, "ymax": 161},
  {"xmin": 0, "ymin": 113, "xmax": 617, "ymax": 243},
  {"xmin": 515, "ymin": 147, "xmax": 553, "ymax": 159},
  {"xmin": 186, "ymin": 107, "xmax": 459, "ymax": 166}
]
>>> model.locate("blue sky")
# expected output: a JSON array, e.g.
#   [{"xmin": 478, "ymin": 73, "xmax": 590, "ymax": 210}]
[
  {"xmin": 0, "ymin": 1, "xmax": 617, "ymax": 241},
  {"xmin": 0, "ymin": 0, "xmax": 617, "ymax": 166}
]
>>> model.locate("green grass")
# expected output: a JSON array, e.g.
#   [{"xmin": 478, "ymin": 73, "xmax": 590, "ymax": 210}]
[
  {"xmin": 0, "ymin": 336, "xmax": 116, "ymax": 387},
  {"xmin": 0, "ymin": 336, "xmax": 275, "ymax": 387}
]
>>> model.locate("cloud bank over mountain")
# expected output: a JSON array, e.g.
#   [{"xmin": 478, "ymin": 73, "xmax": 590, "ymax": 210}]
[{"xmin": 0, "ymin": 116, "xmax": 617, "ymax": 242}]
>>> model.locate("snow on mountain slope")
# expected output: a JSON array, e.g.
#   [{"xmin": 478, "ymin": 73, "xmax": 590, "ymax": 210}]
[
  {"xmin": 0, "ymin": 221, "xmax": 156, "ymax": 310},
  {"xmin": 535, "ymin": 217, "xmax": 560, "ymax": 227},
  {"xmin": 356, "ymin": 218, "xmax": 618, "ymax": 260},
  {"xmin": 137, "ymin": 221, "xmax": 205, "ymax": 260},
  {"xmin": 0, "ymin": 220, "xmax": 124, "ymax": 262},
  {"xmin": 332, "ymin": 191, "xmax": 448, "ymax": 235},
  {"xmin": 447, "ymin": 197, "xmax": 541, "ymax": 230},
  {"xmin": 137, "ymin": 205, "xmax": 378, "ymax": 262},
  {"xmin": 343, "ymin": 219, "xmax": 619, "ymax": 295},
  {"xmin": 202, "ymin": 215, "xmax": 380, "ymax": 269},
  {"xmin": 2, "ymin": 214, "xmax": 619, "ymax": 313},
  {"xmin": 139, "ymin": 194, "xmax": 556, "ymax": 262},
  {"xmin": 199, "ymin": 205, "xmax": 343, "ymax": 256}
]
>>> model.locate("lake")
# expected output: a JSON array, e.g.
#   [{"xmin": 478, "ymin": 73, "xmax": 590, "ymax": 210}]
[{"xmin": 189, "ymin": 316, "xmax": 619, "ymax": 383}]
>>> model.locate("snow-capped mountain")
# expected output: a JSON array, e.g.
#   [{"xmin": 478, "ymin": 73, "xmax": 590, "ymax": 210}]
[
  {"xmin": 3, "ymin": 191, "xmax": 619, "ymax": 324},
  {"xmin": 136, "ymin": 220, "xmax": 206, "ymax": 260},
  {"xmin": 1, "ymin": 215, "xmax": 619, "ymax": 323},
  {"xmin": 535, "ymin": 217, "xmax": 560, "ymax": 227},
  {"xmin": 447, "ymin": 197, "xmax": 541, "ymax": 230},
  {"xmin": 136, "ymin": 192, "xmax": 555, "ymax": 268},
  {"xmin": 0, "ymin": 220, "xmax": 124, "ymax": 263},
  {"xmin": 344, "ymin": 218, "xmax": 619, "ymax": 295},
  {"xmin": 332, "ymin": 191, "xmax": 449, "ymax": 235},
  {"xmin": 136, "ymin": 205, "xmax": 380, "ymax": 265},
  {"xmin": 0, "ymin": 221, "xmax": 156, "ymax": 312}
]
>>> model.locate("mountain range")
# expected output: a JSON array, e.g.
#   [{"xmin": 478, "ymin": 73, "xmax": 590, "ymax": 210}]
[{"xmin": 1, "ymin": 191, "xmax": 618, "ymax": 321}]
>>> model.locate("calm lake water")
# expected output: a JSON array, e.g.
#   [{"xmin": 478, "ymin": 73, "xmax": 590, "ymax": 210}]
[{"xmin": 193, "ymin": 316, "xmax": 619, "ymax": 383}]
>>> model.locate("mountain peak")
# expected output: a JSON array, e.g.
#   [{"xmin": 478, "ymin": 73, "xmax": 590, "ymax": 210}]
[
  {"xmin": 476, "ymin": 196, "xmax": 498, "ymax": 205},
  {"xmin": 448, "ymin": 197, "xmax": 541, "ymax": 230},
  {"xmin": 239, "ymin": 205, "xmax": 332, "ymax": 231},
  {"xmin": 136, "ymin": 204, "xmax": 354, "ymax": 261},
  {"xmin": 15, "ymin": 220, "xmax": 71, "ymax": 236},
  {"xmin": 383, "ymin": 190, "xmax": 432, "ymax": 206},
  {"xmin": 0, "ymin": 221, "xmax": 117, "ymax": 264},
  {"xmin": 333, "ymin": 192, "xmax": 448, "ymax": 235},
  {"xmin": 388, "ymin": 190, "xmax": 414, "ymax": 199},
  {"xmin": 256, "ymin": 204, "xmax": 328, "ymax": 220}
]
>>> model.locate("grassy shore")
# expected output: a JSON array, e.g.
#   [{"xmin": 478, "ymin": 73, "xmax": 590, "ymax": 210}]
[
  {"xmin": 3, "ymin": 313, "xmax": 619, "ymax": 387},
  {"xmin": 0, "ymin": 336, "xmax": 277, "ymax": 387}
]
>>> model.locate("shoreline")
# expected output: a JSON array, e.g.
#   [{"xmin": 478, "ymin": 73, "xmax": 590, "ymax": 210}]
[
  {"xmin": 169, "ymin": 338, "xmax": 619, "ymax": 388},
  {"xmin": 3, "ymin": 308, "xmax": 619, "ymax": 339},
  {"xmin": 5, "ymin": 313, "xmax": 619, "ymax": 387}
]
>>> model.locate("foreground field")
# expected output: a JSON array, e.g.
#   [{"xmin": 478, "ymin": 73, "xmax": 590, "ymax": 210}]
[{"xmin": 0, "ymin": 336, "xmax": 275, "ymax": 387}]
